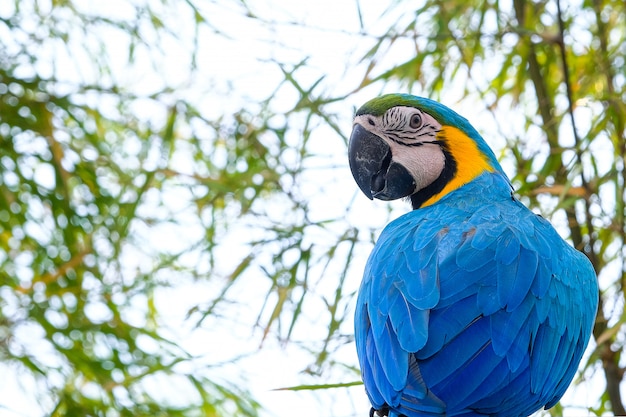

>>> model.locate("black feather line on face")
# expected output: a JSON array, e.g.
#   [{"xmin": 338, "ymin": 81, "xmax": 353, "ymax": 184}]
[
  {"xmin": 416, "ymin": 124, "xmax": 438, "ymax": 137},
  {"xmin": 385, "ymin": 125, "xmax": 440, "ymax": 146},
  {"xmin": 409, "ymin": 134, "xmax": 457, "ymax": 209},
  {"xmin": 397, "ymin": 139, "xmax": 444, "ymax": 148}
]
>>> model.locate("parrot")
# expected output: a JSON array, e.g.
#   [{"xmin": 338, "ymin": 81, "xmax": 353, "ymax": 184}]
[{"xmin": 348, "ymin": 94, "xmax": 598, "ymax": 417}]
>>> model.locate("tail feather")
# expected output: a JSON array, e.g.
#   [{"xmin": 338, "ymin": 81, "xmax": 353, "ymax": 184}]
[{"xmin": 392, "ymin": 355, "xmax": 446, "ymax": 416}]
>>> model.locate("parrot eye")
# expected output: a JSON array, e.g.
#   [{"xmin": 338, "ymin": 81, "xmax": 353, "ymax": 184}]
[{"xmin": 409, "ymin": 113, "xmax": 423, "ymax": 129}]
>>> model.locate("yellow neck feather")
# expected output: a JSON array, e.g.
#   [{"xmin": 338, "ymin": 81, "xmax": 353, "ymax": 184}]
[{"xmin": 421, "ymin": 125, "xmax": 495, "ymax": 208}]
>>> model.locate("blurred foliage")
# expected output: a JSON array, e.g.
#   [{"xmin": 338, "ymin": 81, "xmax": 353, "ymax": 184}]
[
  {"xmin": 0, "ymin": 1, "xmax": 267, "ymax": 415},
  {"xmin": 0, "ymin": 0, "xmax": 625, "ymax": 416}
]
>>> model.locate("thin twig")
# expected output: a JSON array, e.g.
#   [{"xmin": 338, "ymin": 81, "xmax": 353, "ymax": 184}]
[{"xmin": 555, "ymin": 0, "xmax": 598, "ymax": 264}]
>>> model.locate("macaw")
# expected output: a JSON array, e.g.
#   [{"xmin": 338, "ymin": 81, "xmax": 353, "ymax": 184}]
[{"xmin": 348, "ymin": 94, "xmax": 598, "ymax": 417}]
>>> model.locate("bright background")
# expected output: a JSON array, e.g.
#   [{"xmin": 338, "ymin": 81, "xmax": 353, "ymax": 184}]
[{"xmin": 1, "ymin": 0, "xmax": 624, "ymax": 416}]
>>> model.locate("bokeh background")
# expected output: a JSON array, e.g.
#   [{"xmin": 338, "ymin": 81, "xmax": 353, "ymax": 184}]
[{"xmin": 0, "ymin": 0, "xmax": 624, "ymax": 416}]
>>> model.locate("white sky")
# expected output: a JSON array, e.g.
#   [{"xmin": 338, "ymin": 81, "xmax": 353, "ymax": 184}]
[{"xmin": 0, "ymin": 0, "xmax": 614, "ymax": 416}]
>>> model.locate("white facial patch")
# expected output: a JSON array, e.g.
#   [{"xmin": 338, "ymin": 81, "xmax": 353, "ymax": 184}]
[{"xmin": 353, "ymin": 108, "xmax": 445, "ymax": 192}]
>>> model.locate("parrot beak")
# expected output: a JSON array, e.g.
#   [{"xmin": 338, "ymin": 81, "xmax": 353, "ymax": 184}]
[{"xmin": 348, "ymin": 123, "xmax": 416, "ymax": 201}]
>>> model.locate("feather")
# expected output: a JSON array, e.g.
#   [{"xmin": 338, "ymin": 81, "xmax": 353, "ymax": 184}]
[
  {"xmin": 477, "ymin": 283, "xmax": 500, "ymax": 316},
  {"xmin": 373, "ymin": 319, "xmax": 409, "ymax": 392},
  {"xmin": 395, "ymin": 249, "xmax": 439, "ymax": 309},
  {"xmin": 417, "ymin": 295, "xmax": 481, "ymax": 360},
  {"xmin": 389, "ymin": 293, "xmax": 429, "ymax": 352},
  {"xmin": 490, "ymin": 291, "xmax": 534, "ymax": 360},
  {"xmin": 368, "ymin": 298, "xmax": 389, "ymax": 340},
  {"xmin": 495, "ymin": 231, "xmax": 520, "ymax": 265},
  {"xmin": 529, "ymin": 323, "xmax": 561, "ymax": 394},
  {"xmin": 455, "ymin": 232, "xmax": 494, "ymax": 271},
  {"xmin": 503, "ymin": 247, "xmax": 539, "ymax": 312},
  {"xmin": 419, "ymin": 315, "xmax": 492, "ymax": 387},
  {"xmin": 531, "ymin": 259, "xmax": 552, "ymax": 299},
  {"xmin": 362, "ymin": 332, "xmax": 389, "ymax": 408},
  {"xmin": 366, "ymin": 324, "xmax": 401, "ymax": 406}
]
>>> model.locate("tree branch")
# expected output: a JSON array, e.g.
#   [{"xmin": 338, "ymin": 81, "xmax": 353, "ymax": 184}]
[{"xmin": 555, "ymin": 0, "xmax": 624, "ymax": 414}]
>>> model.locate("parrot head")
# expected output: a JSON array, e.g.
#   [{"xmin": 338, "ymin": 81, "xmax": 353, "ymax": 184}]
[{"xmin": 348, "ymin": 94, "xmax": 506, "ymax": 209}]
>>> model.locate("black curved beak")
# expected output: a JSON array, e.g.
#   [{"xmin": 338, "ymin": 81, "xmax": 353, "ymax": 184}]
[{"xmin": 348, "ymin": 124, "xmax": 416, "ymax": 201}]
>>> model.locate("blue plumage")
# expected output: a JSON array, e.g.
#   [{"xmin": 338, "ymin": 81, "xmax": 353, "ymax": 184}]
[{"xmin": 350, "ymin": 95, "xmax": 598, "ymax": 417}]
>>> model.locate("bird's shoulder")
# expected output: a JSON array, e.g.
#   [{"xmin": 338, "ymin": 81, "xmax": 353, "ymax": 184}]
[{"xmin": 365, "ymin": 171, "xmax": 595, "ymax": 312}]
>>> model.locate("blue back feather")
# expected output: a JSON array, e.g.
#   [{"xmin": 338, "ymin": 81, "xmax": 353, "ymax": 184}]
[{"xmin": 355, "ymin": 171, "xmax": 598, "ymax": 416}]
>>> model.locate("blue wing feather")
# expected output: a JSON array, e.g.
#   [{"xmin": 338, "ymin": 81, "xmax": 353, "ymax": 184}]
[
  {"xmin": 476, "ymin": 282, "xmax": 500, "ymax": 316},
  {"xmin": 389, "ymin": 293, "xmax": 429, "ymax": 352},
  {"xmin": 366, "ymin": 326, "xmax": 402, "ymax": 404},
  {"xmin": 354, "ymin": 172, "xmax": 598, "ymax": 416},
  {"xmin": 495, "ymin": 232, "xmax": 521, "ymax": 265},
  {"xmin": 504, "ymin": 247, "xmax": 539, "ymax": 311},
  {"xmin": 417, "ymin": 295, "xmax": 481, "ymax": 360},
  {"xmin": 490, "ymin": 292, "xmax": 536, "ymax": 371},
  {"xmin": 470, "ymin": 225, "xmax": 498, "ymax": 250},
  {"xmin": 531, "ymin": 260, "xmax": 552, "ymax": 299},
  {"xmin": 530, "ymin": 323, "xmax": 561, "ymax": 393},
  {"xmin": 373, "ymin": 319, "xmax": 409, "ymax": 391},
  {"xmin": 455, "ymin": 232, "xmax": 494, "ymax": 271}
]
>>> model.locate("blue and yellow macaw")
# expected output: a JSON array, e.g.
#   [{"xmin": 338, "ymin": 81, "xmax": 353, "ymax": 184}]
[{"xmin": 348, "ymin": 94, "xmax": 598, "ymax": 417}]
